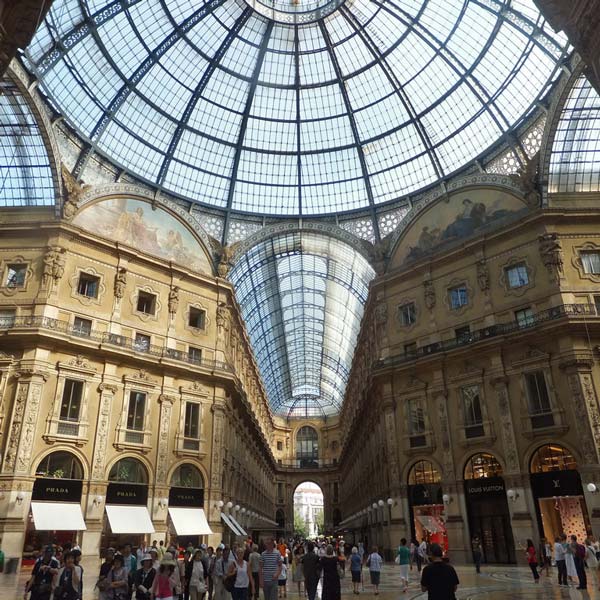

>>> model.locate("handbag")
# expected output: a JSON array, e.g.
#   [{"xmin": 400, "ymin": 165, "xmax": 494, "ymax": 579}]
[
  {"xmin": 223, "ymin": 563, "xmax": 236, "ymax": 593},
  {"xmin": 336, "ymin": 562, "xmax": 345, "ymax": 579},
  {"xmin": 394, "ymin": 556, "xmax": 401, "ymax": 565}
]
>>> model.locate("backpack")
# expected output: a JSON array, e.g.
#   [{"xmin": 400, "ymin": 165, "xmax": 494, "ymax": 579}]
[{"xmin": 576, "ymin": 544, "xmax": 586, "ymax": 559}]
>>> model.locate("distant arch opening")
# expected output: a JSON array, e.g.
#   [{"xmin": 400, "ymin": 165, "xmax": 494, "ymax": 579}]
[
  {"xmin": 293, "ymin": 481, "xmax": 324, "ymax": 539},
  {"xmin": 296, "ymin": 426, "xmax": 319, "ymax": 468}
]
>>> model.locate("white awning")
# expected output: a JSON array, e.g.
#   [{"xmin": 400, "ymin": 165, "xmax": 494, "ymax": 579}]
[
  {"xmin": 31, "ymin": 502, "xmax": 87, "ymax": 531},
  {"xmin": 229, "ymin": 514, "xmax": 247, "ymax": 537},
  {"xmin": 169, "ymin": 507, "xmax": 213, "ymax": 535},
  {"xmin": 221, "ymin": 512, "xmax": 244, "ymax": 537},
  {"xmin": 106, "ymin": 505, "xmax": 155, "ymax": 534}
]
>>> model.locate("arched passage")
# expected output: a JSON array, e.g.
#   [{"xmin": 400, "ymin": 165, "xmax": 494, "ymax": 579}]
[{"xmin": 293, "ymin": 481, "xmax": 324, "ymax": 539}]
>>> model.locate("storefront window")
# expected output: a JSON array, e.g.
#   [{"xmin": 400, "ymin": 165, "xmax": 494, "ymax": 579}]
[
  {"xmin": 408, "ymin": 460, "xmax": 441, "ymax": 485},
  {"xmin": 530, "ymin": 444, "xmax": 577, "ymax": 473},
  {"xmin": 464, "ymin": 453, "xmax": 503, "ymax": 480},
  {"xmin": 108, "ymin": 457, "xmax": 148, "ymax": 483},
  {"xmin": 171, "ymin": 464, "xmax": 204, "ymax": 488},
  {"xmin": 36, "ymin": 451, "xmax": 83, "ymax": 480}
]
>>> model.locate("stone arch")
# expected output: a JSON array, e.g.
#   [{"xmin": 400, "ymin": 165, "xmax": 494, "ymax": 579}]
[
  {"xmin": 167, "ymin": 460, "xmax": 208, "ymax": 490},
  {"xmin": 458, "ymin": 449, "xmax": 506, "ymax": 480},
  {"xmin": 462, "ymin": 452, "xmax": 505, "ymax": 480},
  {"xmin": 32, "ymin": 447, "xmax": 89, "ymax": 480},
  {"xmin": 403, "ymin": 458, "xmax": 443, "ymax": 485},
  {"xmin": 105, "ymin": 454, "xmax": 152, "ymax": 484},
  {"xmin": 527, "ymin": 442, "xmax": 580, "ymax": 473}
]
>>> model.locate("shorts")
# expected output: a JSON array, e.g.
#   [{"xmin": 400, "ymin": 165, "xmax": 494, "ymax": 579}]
[
  {"xmin": 369, "ymin": 571, "xmax": 380, "ymax": 586},
  {"xmin": 278, "ymin": 580, "xmax": 287, "ymax": 587},
  {"xmin": 399, "ymin": 565, "xmax": 409, "ymax": 581},
  {"xmin": 351, "ymin": 571, "xmax": 361, "ymax": 583}
]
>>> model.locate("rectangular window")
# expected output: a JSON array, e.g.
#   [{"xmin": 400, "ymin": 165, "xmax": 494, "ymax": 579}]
[
  {"xmin": 595, "ymin": 295, "xmax": 600, "ymax": 316},
  {"xmin": 0, "ymin": 309, "xmax": 16, "ymax": 328},
  {"xmin": 189, "ymin": 307, "xmax": 206, "ymax": 329},
  {"xmin": 506, "ymin": 263, "xmax": 529, "ymax": 288},
  {"xmin": 73, "ymin": 316, "xmax": 92, "ymax": 337},
  {"xmin": 60, "ymin": 379, "xmax": 83, "ymax": 422},
  {"xmin": 5, "ymin": 264, "xmax": 26, "ymax": 288},
  {"xmin": 184, "ymin": 402, "xmax": 200, "ymax": 439},
  {"xmin": 127, "ymin": 391, "xmax": 146, "ymax": 431},
  {"xmin": 461, "ymin": 385, "xmax": 484, "ymax": 438},
  {"xmin": 525, "ymin": 371, "xmax": 554, "ymax": 429},
  {"xmin": 404, "ymin": 342, "xmax": 417, "ymax": 357},
  {"xmin": 77, "ymin": 274, "xmax": 100, "ymax": 298},
  {"xmin": 134, "ymin": 332, "xmax": 151, "ymax": 352},
  {"xmin": 581, "ymin": 251, "xmax": 600, "ymax": 274},
  {"xmin": 277, "ymin": 441, "xmax": 283, "ymax": 451},
  {"xmin": 455, "ymin": 325, "xmax": 471, "ymax": 343},
  {"xmin": 399, "ymin": 302, "xmax": 416, "ymax": 326},
  {"xmin": 408, "ymin": 399, "xmax": 425, "ymax": 435},
  {"xmin": 137, "ymin": 291, "xmax": 156, "ymax": 315},
  {"xmin": 188, "ymin": 346, "xmax": 202, "ymax": 363},
  {"xmin": 515, "ymin": 307, "xmax": 534, "ymax": 328},
  {"xmin": 449, "ymin": 285, "xmax": 468, "ymax": 309}
]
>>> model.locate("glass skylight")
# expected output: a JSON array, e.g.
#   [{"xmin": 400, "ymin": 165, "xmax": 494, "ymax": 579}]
[
  {"xmin": 229, "ymin": 232, "xmax": 375, "ymax": 417},
  {"xmin": 23, "ymin": 0, "xmax": 568, "ymax": 218}
]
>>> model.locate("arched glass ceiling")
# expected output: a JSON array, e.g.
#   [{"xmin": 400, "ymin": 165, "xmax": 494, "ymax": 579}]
[
  {"xmin": 229, "ymin": 232, "xmax": 375, "ymax": 417},
  {"xmin": 0, "ymin": 77, "xmax": 54, "ymax": 207},
  {"xmin": 549, "ymin": 75, "xmax": 600, "ymax": 194},
  {"xmin": 23, "ymin": 0, "xmax": 568, "ymax": 217}
]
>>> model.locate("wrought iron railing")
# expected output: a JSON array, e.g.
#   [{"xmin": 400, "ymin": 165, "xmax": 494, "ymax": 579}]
[
  {"xmin": 277, "ymin": 458, "xmax": 338, "ymax": 469},
  {"xmin": 0, "ymin": 315, "xmax": 231, "ymax": 372},
  {"xmin": 375, "ymin": 303, "xmax": 598, "ymax": 370}
]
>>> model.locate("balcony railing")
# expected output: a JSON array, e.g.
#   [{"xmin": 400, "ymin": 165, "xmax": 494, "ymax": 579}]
[
  {"xmin": 375, "ymin": 303, "xmax": 597, "ymax": 370},
  {"xmin": 0, "ymin": 315, "xmax": 231, "ymax": 372},
  {"xmin": 277, "ymin": 458, "xmax": 338, "ymax": 469}
]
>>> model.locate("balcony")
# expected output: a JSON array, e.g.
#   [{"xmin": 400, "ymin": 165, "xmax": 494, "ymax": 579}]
[
  {"xmin": 375, "ymin": 303, "xmax": 597, "ymax": 370},
  {"xmin": 0, "ymin": 315, "xmax": 231, "ymax": 373},
  {"xmin": 277, "ymin": 458, "xmax": 338, "ymax": 471}
]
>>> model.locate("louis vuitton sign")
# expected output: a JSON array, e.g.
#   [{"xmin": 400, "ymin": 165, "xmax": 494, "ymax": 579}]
[{"xmin": 530, "ymin": 470, "xmax": 583, "ymax": 499}]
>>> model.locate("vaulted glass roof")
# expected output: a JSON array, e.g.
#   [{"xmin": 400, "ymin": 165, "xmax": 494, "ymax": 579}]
[
  {"xmin": 23, "ymin": 0, "xmax": 568, "ymax": 218},
  {"xmin": 229, "ymin": 232, "xmax": 375, "ymax": 417}
]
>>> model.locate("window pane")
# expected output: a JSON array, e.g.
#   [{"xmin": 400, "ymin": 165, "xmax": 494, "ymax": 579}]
[
  {"xmin": 127, "ymin": 391, "xmax": 146, "ymax": 430},
  {"xmin": 184, "ymin": 402, "xmax": 200, "ymax": 438},
  {"xmin": 581, "ymin": 252, "xmax": 600, "ymax": 274},
  {"xmin": 507, "ymin": 264, "xmax": 529, "ymax": 287},
  {"xmin": 60, "ymin": 379, "xmax": 83, "ymax": 421}
]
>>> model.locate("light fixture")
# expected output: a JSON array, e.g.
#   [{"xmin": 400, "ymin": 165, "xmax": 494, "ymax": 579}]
[
  {"xmin": 217, "ymin": 500, "xmax": 224, "ymax": 508},
  {"xmin": 587, "ymin": 483, "xmax": 598, "ymax": 494},
  {"xmin": 378, "ymin": 499, "xmax": 384, "ymax": 507},
  {"xmin": 158, "ymin": 497, "xmax": 168, "ymax": 509},
  {"xmin": 93, "ymin": 495, "xmax": 104, "ymax": 507},
  {"xmin": 16, "ymin": 491, "xmax": 25, "ymax": 505},
  {"xmin": 226, "ymin": 501, "xmax": 233, "ymax": 509},
  {"xmin": 241, "ymin": 508, "xmax": 246, "ymax": 514},
  {"xmin": 372, "ymin": 502, "xmax": 377, "ymax": 509},
  {"xmin": 387, "ymin": 498, "xmax": 394, "ymax": 506},
  {"xmin": 506, "ymin": 489, "xmax": 519, "ymax": 502},
  {"xmin": 234, "ymin": 504, "xmax": 240, "ymax": 512},
  {"xmin": 442, "ymin": 494, "xmax": 453, "ymax": 505}
]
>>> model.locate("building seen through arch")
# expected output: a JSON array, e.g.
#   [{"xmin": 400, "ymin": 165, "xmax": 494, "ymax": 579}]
[{"xmin": 293, "ymin": 482, "xmax": 324, "ymax": 539}]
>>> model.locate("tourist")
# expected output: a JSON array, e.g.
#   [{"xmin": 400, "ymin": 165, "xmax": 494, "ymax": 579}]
[
  {"xmin": 216, "ymin": 547, "xmax": 235, "ymax": 600},
  {"xmin": 249, "ymin": 544, "xmax": 261, "ymax": 600},
  {"xmin": 366, "ymin": 546, "xmax": 383, "ymax": 596},
  {"xmin": 151, "ymin": 554, "xmax": 178, "ymax": 600},
  {"xmin": 471, "ymin": 536, "xmax": 482, "ymax": 574},
  {"xmin": 319, "ymin": 545, "xmax": 340, "ymax": 600},
  {"xmin": 180, "ymin": 549, "xmax": 192, "ymax": 600},
  {"xmin": 277, "ymin": 539, "xmax": 287, "ymax": 563},
  {"xmin": 563, "ymin": 534, "xmax": 577, "ymax": 584},
  {"xmin": 228, "ymin": 547, "xmax": 254, "ymax": 600},
  {"xmin": 277, "ymin": 558, "xmax": 287, "ymax": 598},
  {"xmin": 525, "ymin": 539, "xmax": 539, "ymax": 583},
  {"xmin": 350, "ymin": 546, "xmax": 362, "ymax": 595},
  {"xmin": 53, "ymin": 551, "xmax": 83, "ymax": 600},
  {"xmin": 97, "ymin": 547, "xmax": 116, "ymax": 600},
  {"xmin": 107, "ymin": 554, "xmax": 130, "ymax": 600},
  {"xmin": 554, "ymin": 536, "xmax": 567, "ymax": 587},
  {"xmin": 397, "ymin": 538, "xmax": 410, "ymax": 593},
  {"xmin": 158, "ymin": 540, "xmax": 166, "ymax": 560},
  {"xmin": 207, "ymin": 546, "xmax": 216, "ymax": 600},
  {"xmin": 26, "ymin": 545, "xmax": 60, "ymax": 600},
  {"xmin": 292, "ymin": 545, "xmax": 304, "ymax": 595},
  {"xmin": 133, "ymin": 553, "xmax": 156, "ymax": 600},
  {"xmin": 585, "ymin": 538, "xmax": 599, "ymax": 590},
  {"xmin": 538, "ymin": 537, "xmax": 551, "ymax": 577},
  {"xmin": 571, "ymin": 535, "xmax": 587, "ymax": 590},
  {"xmin": 420, "ymin": 543, "xmax": 459, "ymax": 600},
  {"xmin": 301, "ymin": 542, "xmax": 320, "ymax": 600},
  {"xmin": 260, "ymin": 537, "xmax": 283, "ymax": 600},
  {"xmin": 122, "ymin": 543, "xmax": 138, "ymax": 578},
  {"xmin": 187, "ymin": 548, "xmax": 208, "ymax": 600},
  {"xmin": 417, "ymin": 539, "xmax": 428, "ymax": 570}
]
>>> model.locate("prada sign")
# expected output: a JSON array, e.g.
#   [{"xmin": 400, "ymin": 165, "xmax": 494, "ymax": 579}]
[
  {"xmin": 169, "ymin": 487, "xmax": 204, "ymax": 508},
  {"xmin": 530, "ymin": 470, "xmax": 583, "ymax": 499},
  {"xmin": 106, "ymin": 483, "xmax": 148, "ymax": 505},
  {"xmin": 32, "ymin": 478, "xmax": 83, "ymax": 502},
  {"xmin": 465, "ymin": 476, "xmax": 506, "ymax": 496}
]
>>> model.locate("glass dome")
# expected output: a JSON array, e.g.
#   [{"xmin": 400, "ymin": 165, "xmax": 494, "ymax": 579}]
[{"xmin": 23, "ymin": 0, "xmax": 568, "ymax": 217}]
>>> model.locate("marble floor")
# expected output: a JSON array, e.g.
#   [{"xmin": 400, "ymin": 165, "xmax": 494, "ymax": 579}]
[{"xmin": 5, "ymin": 563, "xmax": 600, "ymax": 599}]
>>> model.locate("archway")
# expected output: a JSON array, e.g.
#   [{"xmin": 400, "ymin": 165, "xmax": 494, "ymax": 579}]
[{"xmin": 293, "ymin": 482, "xmax": 324, "ymax": 539}]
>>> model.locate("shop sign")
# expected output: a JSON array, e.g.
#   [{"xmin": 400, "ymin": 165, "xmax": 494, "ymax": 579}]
[
  {"xmin": 106, "ymin": 483, "xmax": 148, "ymax": 505},
  {"xmin": 465, "ymin": 476, "xmax": 506, "ymax": 496},
  {"xmin": 530, "ymin": 470, "xmax": 583, "ymax": 499},
  {"xmin": 169, "ymin": 487, "xmax": 204, "ymax": 507},
  {"xmin": 409, "ymin": 483, "xmax": 443, "ymax": 506},
  {"xmin": 32, "ymin": 478, "xmax": 83, "ymax": 502}
]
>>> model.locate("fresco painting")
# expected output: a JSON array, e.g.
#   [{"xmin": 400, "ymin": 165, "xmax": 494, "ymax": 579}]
[
  {"xmin": 396, "ymin": 189, "xmax": 528, "ymax": 265},
  {"xmin": 72, "ymin": 198, "xmax": 211, "ymax": 273}
]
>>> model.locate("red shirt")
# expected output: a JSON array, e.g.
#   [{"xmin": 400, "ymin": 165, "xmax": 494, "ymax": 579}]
[{"xmin": 527, "ymin": 547, "xmax": 537, "ymax": 564}]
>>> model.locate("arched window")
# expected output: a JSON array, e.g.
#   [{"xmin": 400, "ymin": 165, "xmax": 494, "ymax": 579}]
[
  {"xmin": 296, "ymin": 426, "xmax": 319, "ymax": 467},
  {"xmin": 171, "ymin": 464, "xmax": 204, "ymax": 489},
  {"xmin": 530, "ymin": 444, "xmax": 577, "ymax": 473},
  {"xmin": 36, "ymin": 451, "xmax": 83, "ymax": 479},
  {"xmin": 408, "ymin": 460, "xmax": 441, "ymax": 485},
  {"xmin": 464, "ymin": 453, "xmax": 503, "ymax": 480},
  {"xmin": 108, "ymin": 457, "xmax": 148, "ymax": 484}
]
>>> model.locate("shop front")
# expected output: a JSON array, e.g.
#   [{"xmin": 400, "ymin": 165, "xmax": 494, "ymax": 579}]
[
  {"xmin": 407, "ymin": 461, "xmax": 448, "ymax": 552},
  {"xmin": 24, "ymin": 452, "xmax": 87, "ymax": 559},
  {"xmin": 463, "ymin": 453, "xmax": 515, "ymax": 564},
  {"xmin": 530, "ymin": 444, "xmax": 591, "ymax": 543}
]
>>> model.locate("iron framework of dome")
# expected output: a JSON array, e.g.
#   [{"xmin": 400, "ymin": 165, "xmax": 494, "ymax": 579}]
[{"xmin": 23, "ymin": 0, "xmax": 569, "ymax": 223}]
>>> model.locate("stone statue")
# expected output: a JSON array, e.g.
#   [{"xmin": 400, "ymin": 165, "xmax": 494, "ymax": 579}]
[
  {"xmin": 42, "ymin": 246, "xmax": 66, "ymax": 286},
  {"xmin": 362, "ymin": 235, "xmax": 392, "ymax": 276},
  {"xmin": 510, "ymin": 154, "xmax": 541, "ymax": 208},
  {"xmin": 61, "ymin": 164, "xmax": 91, "ymax": 221},
  {"xmin": 374, "ymin": 302, "xmax": 388, "ymax": 325},
  {"xmin": 168, "ymin": 286, "xmax": 180, "ymax": 315},
  {"xmin": 538, "ymin": 232, "xmax": 563, "ymax": 281},
  {"xmin": 476, "ymin": 259, "xmax": 490, "ymax": 292},
  {"xmin": 209, "ymin": 239, "xmax": 240, "ymax": 278},
  {"xmin": 216, "ymin": 302, "xmax": 231, "ymax": 332},
  {"xmin": 114, "ymin": 267, "xmax": 127, "ymax": 299},
  {"xmin": 423, "ymin": 279, "xmax": 436, "ymax": 310}
]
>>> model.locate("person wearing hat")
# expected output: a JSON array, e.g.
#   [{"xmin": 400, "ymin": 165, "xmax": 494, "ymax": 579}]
[
  {"xmin": 97, "ymin": 548, "xmax": 116, "ymax": 600},
  {"xmin": 164, "ymin": 551, "xmax": 183, "ymax": 597},
  {"xmin": 151, "ymin": 554, "xmax": 178, "ymax": 600},
  {"xmin": 149, "ymin": 547, "xmax": 161, "ymax": 571},
  {"xmin": 133, "ymin": 553, "xmax": 157, "ymax": 600},
  {"xmin": 420, "ymin": 544, "xmax": 459, "ymax": 600},
  {"xmin": 25, "ymin": 545, "xmax": 60, "ymax": 600}
]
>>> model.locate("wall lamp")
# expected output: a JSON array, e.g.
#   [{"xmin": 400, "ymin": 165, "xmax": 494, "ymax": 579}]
[
  {"xmin": 216, "ymin": 500, "xmax": 224, "ymax": 508},
  {"xmin": 93, "ymin": 495, "xmax": 104, "ymax": 507},
  {"xmin": 16, "ymin": 491, "xmax": 25, "ymax": 505},
  {"xmin": 226, "ymin": 501, "xmax": 233, "ymax": 509},
  {"xmin": 386, "ymin": 498, "xmax": 394, "ymax": 506},
  {"xmin": 234, "ymin": 504, "xmax": 240, "ymax": 512},
  {"xmin": 506, "ymin": 489, "xmax": 519, "ymax": 502},
  {"xmin": 442, "ymin": 494, "xmax": 453, "ymax": 505},
  {"xmin": 587, "ymin": 483, "xmax": 599, "ymax": 494},
  {"xmin": 158, "ymin": 497, "xmax": 169, "ymax": 509},
  {"xmin": 377, "ymin": 499, "xmax": 385, "ymax": 507},
  {"xmin": 372, "ymin": 502, "xmax": 378, "ymax": 509}
]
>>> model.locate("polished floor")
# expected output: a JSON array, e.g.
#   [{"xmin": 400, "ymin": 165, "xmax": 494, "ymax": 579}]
[{"xmin": 6, "ymin": 562, "xmax": 600, "ymax": 599}]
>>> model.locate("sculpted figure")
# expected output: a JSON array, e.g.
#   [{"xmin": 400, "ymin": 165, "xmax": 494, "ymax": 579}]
[
  {"xmin": 168, "ymin": 286, "xmax": 180, "ymax": 315},
  {"xmin": 114, "ymin": 267, "xmax": 127, "ymax": 299}
]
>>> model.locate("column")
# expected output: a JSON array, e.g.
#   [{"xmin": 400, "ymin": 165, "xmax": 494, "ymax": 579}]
[{"xmin": 208, "ymin": 391, "xmax": 227, "ymax": 547}]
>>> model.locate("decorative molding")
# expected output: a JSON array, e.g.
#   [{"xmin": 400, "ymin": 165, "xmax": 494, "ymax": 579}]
[
  {"xmin": 0, "ymin": 256, "xmax": 34, "ymax": 297},
  {"xmin": 123, "ymin": 369, "xmax": 157, "ymax": 387},
  {"xmin": 184, "ymin": 302, "xmax": 210, "ymax": 336},
  {"xmin": 498, "ymin": 256, "xmax": 535, "ymax": 297},
  {"xmin": 394, "ymin": 298, "xmax": 419, "ymax": 331},
  {"xmin": 130, "ymin": 284, "xmax": 162, "ymax": 322},
  {"xmin": 92, "ymin": 383, "xmax": 116, "ymax": 480},
  {"xmin": 572, "ymin": 241, "xmax": 600, "ymax": 283},
  {"xmin": 442, "ymin": 278, "xmax": 473, "ymax": 316},
  {"xmin": 491, "ymin": 379, "xmax": 520, "ymax": 473},
  {"xmin": 156, "ymin": 399, "xmax": 173, "ymax": 484},
  {"xmin": 476, "ymin": 259, "xmax": 490, "ymax": 292},
  {"xmin": 68, "ymin": 265, "xmax": 106, "ymax": 306}
]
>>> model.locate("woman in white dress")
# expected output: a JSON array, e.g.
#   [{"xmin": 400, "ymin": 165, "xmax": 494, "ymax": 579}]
[{"xmin": 565, "ymin": 539, "xmax": 577, "ymax": 582}]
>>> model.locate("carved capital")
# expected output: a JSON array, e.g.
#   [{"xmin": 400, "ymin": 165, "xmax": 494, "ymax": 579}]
[
  {"xmin": 159, "ymin": 394, "xmax": 175, "ymax": 405},
  {"xmin": 98, "ymin": 383, "xmax": 118, "ymax": 394},
  {"xmin": 14, "ymin": 369, "xmax": 48, "ymax": 382},
  {"xmin": 559, "ymin": 359, "xmax": 594, "ymax": 373}
]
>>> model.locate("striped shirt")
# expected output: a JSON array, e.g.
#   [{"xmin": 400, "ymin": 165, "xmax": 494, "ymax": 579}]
[{"xmin": 260, "ymin": 549, "xmax": 282, "ymax": 581}]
